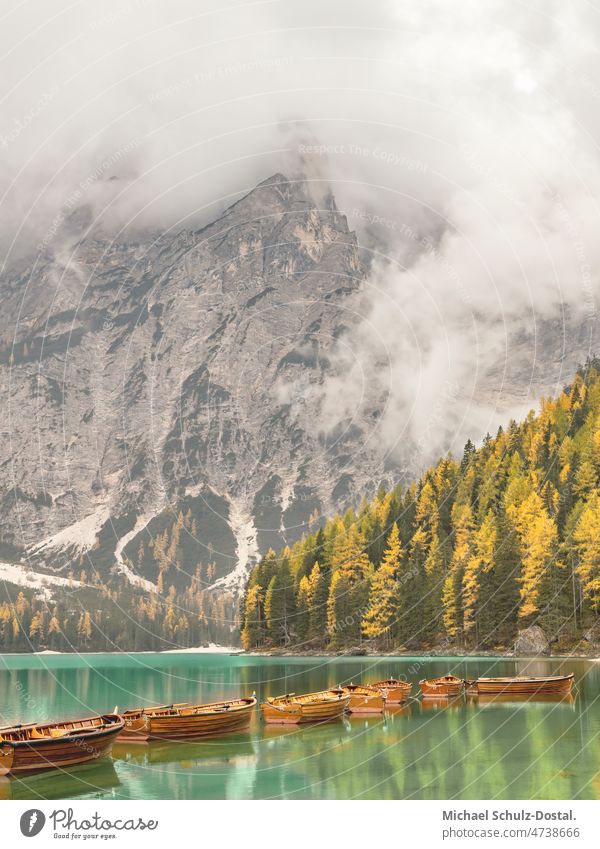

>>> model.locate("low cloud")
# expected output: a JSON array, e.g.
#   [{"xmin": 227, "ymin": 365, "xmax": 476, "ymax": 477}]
[{"xmin": 2, "ymin": 0, "xmax": 600, "ymax": 466}]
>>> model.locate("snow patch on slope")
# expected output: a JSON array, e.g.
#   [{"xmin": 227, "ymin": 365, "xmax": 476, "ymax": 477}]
[
  {"xmin": 28, "ymin": 507, "xmax": 110, "ymax": 558},
  {"xmin": 210, "ymin": 497, "xmax": 259, "ymax": 592},
  {"xmin": 0, "ymin": 561, "xmax": 84, "ymax": 600},
  {"xmin": 117, "ymin": 559, "xmax": 157, "ymax": 594},
  {"xmin": 114, "ymin": 510, "xmax": 160, "ymax": 594}
]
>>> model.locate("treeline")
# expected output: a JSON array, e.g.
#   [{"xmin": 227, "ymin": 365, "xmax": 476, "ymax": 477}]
[
  {"xmin": 0, "ymin": 577, "xmax": 236, "ymax": 652},
  {"xmin": 241, "ymin": 360, "xmax": 600, "ymax": 652}
]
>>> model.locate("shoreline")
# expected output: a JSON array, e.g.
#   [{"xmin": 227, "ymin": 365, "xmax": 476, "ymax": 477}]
[
  {"xmin": 0, "ymin": 648, "xmax": 596, "ymax": 660},
  {"xmin": 243, "ymin": 648, "xmax": 600, "ymax": 660},
  {"xmin": 0, "ymin": 645, "xmax": 243, "ymax": 658}
]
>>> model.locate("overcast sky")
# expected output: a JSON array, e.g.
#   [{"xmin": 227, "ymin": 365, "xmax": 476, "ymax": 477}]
[{"xmin": 2, "ymin": 0, "xmax": 600, "ymax": 464}]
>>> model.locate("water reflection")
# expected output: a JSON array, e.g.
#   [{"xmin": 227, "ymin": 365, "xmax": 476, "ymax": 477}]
[
  {"xmin": 384, "ymin": 703, "xmax": 413, "ymax": 718},
  {"xmin": 420, "ymin": 696, "xmax": 463, "ymax": 712},
  {"xmin": 113, "ymin": 734, "xmax": 255, "ymax": 767},
  {"xmin": 473, "ymin": 694, "xmax": 576, "ymax": 708},
  {"xmin": 0, "ymin": 759, "xmax": 121, "ymax": 801}
]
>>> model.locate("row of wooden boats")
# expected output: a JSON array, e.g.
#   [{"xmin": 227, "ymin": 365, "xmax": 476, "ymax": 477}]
[
  {"xmin": 261, "ymin": 677, "xmax": 416, "ymax": 724},
  {"xmin": 0, "ymin": 673, "xmax": 574, "ymax": 776},
  {"xmin": 262, "ymin": 673, "xmax": 575, "ymax": 723}
]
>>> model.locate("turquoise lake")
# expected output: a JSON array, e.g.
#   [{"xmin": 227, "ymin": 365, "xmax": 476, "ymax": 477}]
[{"xmin": 0, "ymin": 653, "xmax": 598, "ymax": 800}]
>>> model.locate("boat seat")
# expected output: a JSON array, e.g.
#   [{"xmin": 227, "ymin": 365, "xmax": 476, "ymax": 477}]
[
  {"xmin": 30, "ymin": 728, "xmax": 49, "ymax": 739},
  {"xmin": 50, "ymin": 728, "xmax": 67, "ymax": 738}
]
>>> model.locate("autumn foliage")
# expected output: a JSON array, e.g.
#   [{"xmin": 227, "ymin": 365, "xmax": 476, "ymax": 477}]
[{"xmin": 241, "ymin": 361, "xmax": 600, "ymax": 651}]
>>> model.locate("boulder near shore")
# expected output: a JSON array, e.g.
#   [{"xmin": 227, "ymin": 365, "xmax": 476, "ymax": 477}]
[{"xmin": 514, "ymin": 626, "xmax": 550, "ymax": 655}]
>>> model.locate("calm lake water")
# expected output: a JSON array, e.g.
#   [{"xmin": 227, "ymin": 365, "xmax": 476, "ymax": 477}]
[{"xmin": 0, "ymin": 653, "xmax": 598, "ymax": 800}]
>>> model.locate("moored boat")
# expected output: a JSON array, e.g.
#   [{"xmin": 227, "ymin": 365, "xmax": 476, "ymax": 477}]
[
  {"xmin": 260, "ymin": 690, "xmax": 350, "ymax": 724},
  {"xmin": 0, "ymin": 713, "xmax": 124, "ymax": 776},
  {"xmin": 340, "ymin": 683, "xmax": 386, "ymax": 714},
  {"xmin": 468, "ymin": 674, "xmax": 574, "ymax": 696},
  {"xmin": 371, "ymin": 679, "xmax": 412, "ymax": 704},
  {"xmin": 419, "ymin": 674, "xmax": 464, "ymax": 698},
  {"xmin": 119, "ymin": 697, "xmax": 256, "ymax": 741}
]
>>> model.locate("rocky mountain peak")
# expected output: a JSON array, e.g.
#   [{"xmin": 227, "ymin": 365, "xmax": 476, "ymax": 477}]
[{"xmin": 0, "ymin": 173, "xmax": 379, "ymax": 601}]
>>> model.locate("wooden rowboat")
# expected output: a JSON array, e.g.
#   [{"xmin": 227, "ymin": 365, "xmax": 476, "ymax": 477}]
[
  {"xmin": 371, "ymin": 679, "xmax": 412, "ymax": 704},
  {"xmin": 119, "ymin": 697, "xmax": 256, "ymax": 741},
  {"xmin": 260, "ymin": 690, "xmax": 350, "ymax": 724},
  {"xmin": 419, "ymin": 674, "xmax": 464, "ymax": 698},
  {"xmin": 0, "ymin": 713, "xmax": 124, "ymax": 776},
  {"xmin": 340, "ymin": 683, "xmax": 386, "ymax": 714},
  {"xmin": 467, "ymin": 674, "xmax": 574, "ymax": 696}
]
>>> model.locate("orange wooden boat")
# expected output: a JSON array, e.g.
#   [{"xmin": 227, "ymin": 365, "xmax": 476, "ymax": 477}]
[
  {"xmin": 340, "ymin": 683, "xmax": 386, "ymax": 714},
  {"xmin": 371, "ymin": 679, "xmax": 411, "ymax": 704},
  {"xmin": 468, "ymin": 674, "xmax": 574, "ymax": 697},
  {"xmin": 0, "ymin": 713, "xmax": 124, "ymax": 776},
  {"xmin": 119, "ymin": 698, "xmax": 256, "ymax": 741},
  {"xmin": 419, "ymin": 674, "xmax": 464, "ymax": 698},
  {"xmin": 260, "ymin": 690, "xmax": 349, "ymax": 724}
]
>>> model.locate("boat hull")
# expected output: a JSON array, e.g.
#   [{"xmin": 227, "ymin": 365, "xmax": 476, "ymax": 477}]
[
  {"xmin": 343, "ymin": 687, "xmax": 386, "ymax": 714},
  {"xmin": 420, "ymin": 677, "xmax": 464, "ymax": 698},
  {"xmin": 0, "ymin": 716, "xmax": 124, "ymax": 776},
  {"xmin": 261, "ymin": 693, "xmax": 350, "ymax": 724},
  {"xmin": 472, "ymin": 675, "xmax": 574, "ymax": 696},
  {"xmin": 371, "ymin": 680, "xmax": 411, "ymax": 704},
  {"xmin": 120, "ymin": 699, "xmax": 256, "ymax": 741}
]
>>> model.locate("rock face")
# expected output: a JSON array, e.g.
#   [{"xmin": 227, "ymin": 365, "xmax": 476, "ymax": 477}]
[
  {"xmin": 0, "ymin": 174, "xmax": 386, "ymax": 591},
  {"xmin": 514, "ymin": 626, "xmax": 550, "ymax": 655}
]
